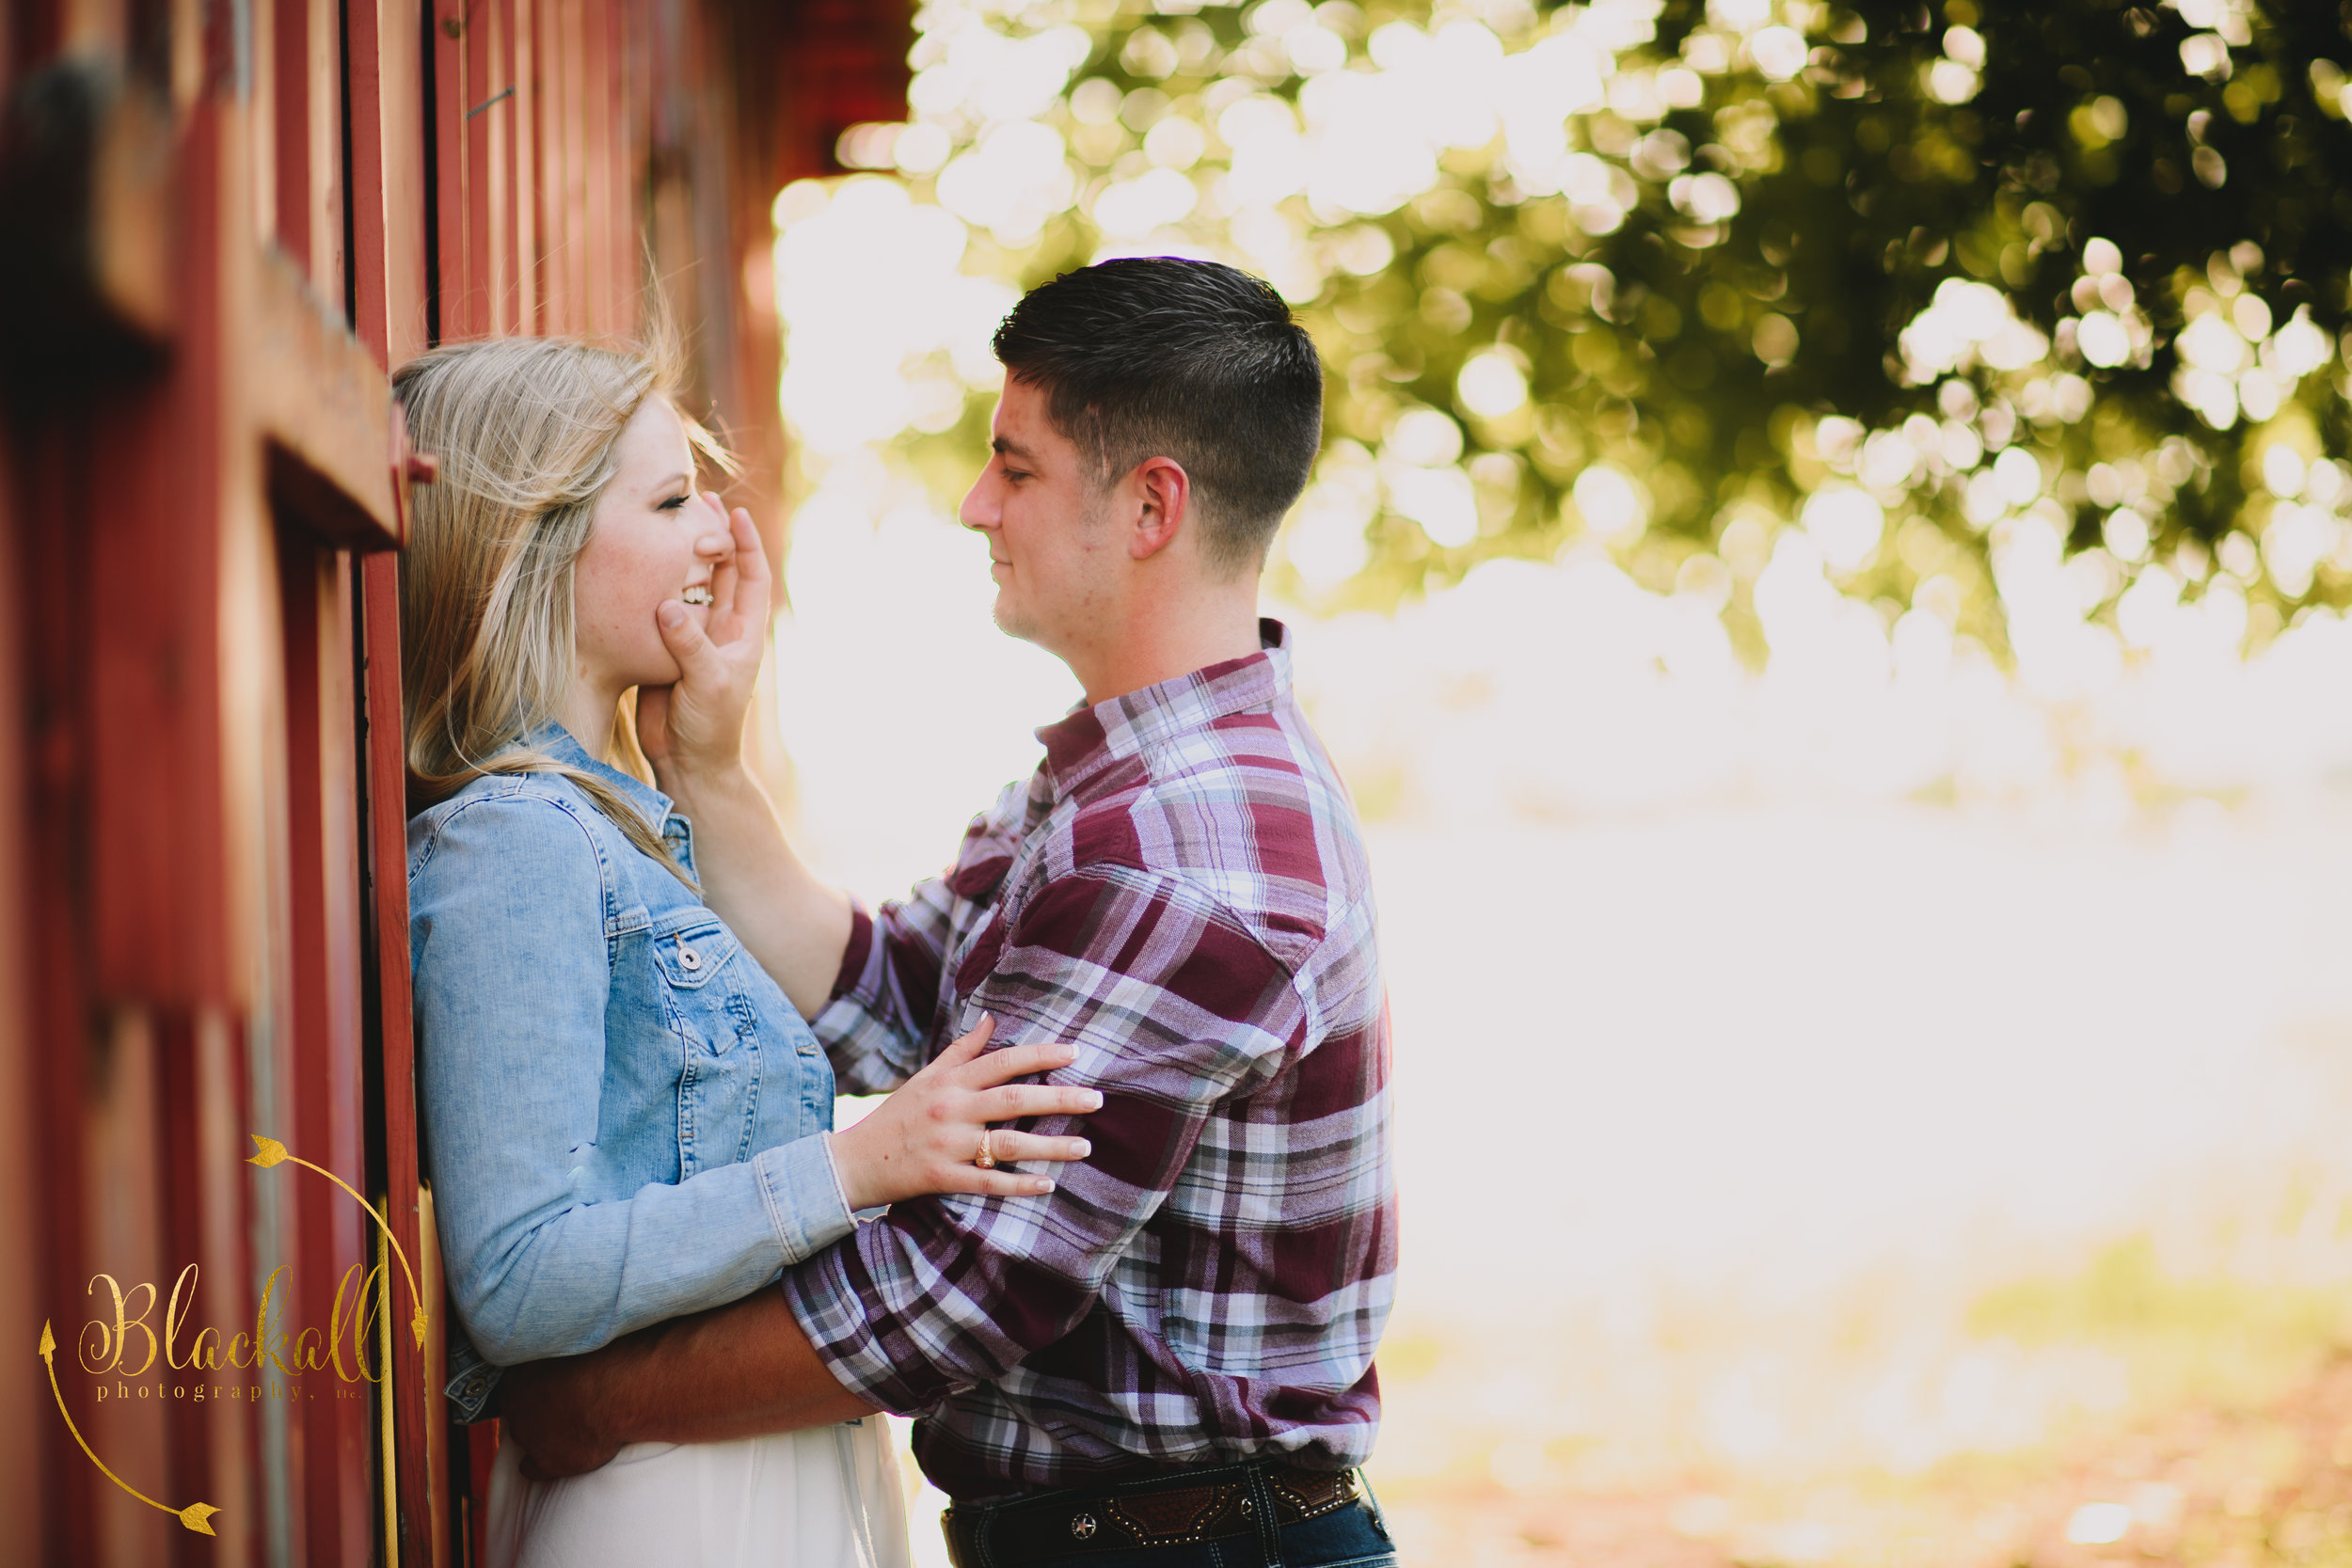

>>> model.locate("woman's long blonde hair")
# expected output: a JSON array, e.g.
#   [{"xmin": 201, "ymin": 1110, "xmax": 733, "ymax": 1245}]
[{"xmin": 392, "ymin": 336, "xmax": 729, "ymax": 887}]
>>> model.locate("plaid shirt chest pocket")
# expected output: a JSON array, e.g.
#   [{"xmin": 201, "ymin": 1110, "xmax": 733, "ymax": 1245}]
[{"xmin": 645, "ymin": 914, "xmax": 763, "ymax": 1176}]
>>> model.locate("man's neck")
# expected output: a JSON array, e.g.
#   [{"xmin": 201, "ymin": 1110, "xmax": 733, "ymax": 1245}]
[{"xmin": 1066, "ymin": 596, "xmax": 1263, "ymax": 707}]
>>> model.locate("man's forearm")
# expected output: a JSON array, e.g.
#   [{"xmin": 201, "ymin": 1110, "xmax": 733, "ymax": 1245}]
[
  {"xmin": 660, "ymin": 764, "xmax": 853, "ymax": 1018},
  {"xmin": 616, "ymin": 1287, "xmax": 876, "ymax": 1444},
  {"xmin": 504, "ymin": 1286, "xmax": 878, "ymax": 1476}
]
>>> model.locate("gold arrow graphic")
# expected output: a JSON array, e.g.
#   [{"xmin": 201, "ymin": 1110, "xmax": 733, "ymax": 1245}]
[
  {"xmin": 39, "ymin": 1321, "xmax": 221, "ymax": 1535},
  {"xmin": 246, "ymin": 1134, "xmax": 430, "ymax": 1350}
]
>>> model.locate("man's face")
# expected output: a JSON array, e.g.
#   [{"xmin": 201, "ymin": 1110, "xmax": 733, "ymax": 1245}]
[{"xmin": 959, "ymin": 377, "xmax": 1117, "ymax": 652}]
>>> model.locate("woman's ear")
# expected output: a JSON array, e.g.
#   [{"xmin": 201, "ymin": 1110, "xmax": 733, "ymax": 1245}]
[{"xmin": 1130, "ymin": 457, "xmax": 1192, "ymax": 562}]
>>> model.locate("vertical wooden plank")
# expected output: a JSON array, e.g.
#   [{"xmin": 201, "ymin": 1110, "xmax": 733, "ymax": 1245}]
[
  {"xmin": 483, "ymin": 0, "xmax": 513, "ymax": 332},
  {"xmin": 276, "ymin": 530, "xmax": 373, "ymax": 1568},
  {"xmin": 553, "ymin": 0, "xmax": 587, "ymax": 335},
  {"xmin": 349, "ymin": 2, "xmax": 449, "ymax": 1557},
  {"xmin": 460, "ymin": 0, "xmax": 494, "ymax": 337},
  {"xmin": 579, "ymin": 0, "xmax": 612, "ymax": 337},
  {"xmin": 467, "ymin": 1421, "xmax": 500, "ymax": 1566},
  {"xmin": 248, "ymin": 0, "xmax": 277, "ymax": 246},
  {"xmin": 0, "ymin": 408, "xmax": 46, "ymax": 1562},
  {"xmin": 509, "ymin": 0, "xmax": 538, "ymax": 333},
  {"xmin": 198, "ymin": 1007, "xmax": 265, "ymax": 1568},
  {"xmin": 560, "ymin": 0, "xmax": 593, "ymax": 338},
  {"xmin": 347, "ymin": 0, "xmax": 432, "ymax": 367},
  {"xmin": 359, "ymin": 545, "xmax": 447, "ymax": 1568},
  {"xmin": 530, "ymin": 0, "xmax": 565, "ymax": 336},
  {"xmin": 271, "ymin": 0, "xmax": 302, "ymax": 255},
  {"xmin": 154, "ymin": 1007, "xmax": 262, "ymax": 1568},
  {"xmin": 271, "ymin": 0, "xmax": 342, "ymax": 291},
  {"xmin": 8, "ymin": 389, "xmax": 100, "ymax": 1568},
  {"xmin": 91, "ymin": 91, "xmax": 239, "ymax": 1005},
  {"xmin": 612, "ymin": 0, "xmax": 644, "ymax": 339},
  {"xmin": 431, "ymin": 0, "xmax": 476, "ymax": 340},
  {"xmin": 272, "ymin": 8, "xmax": 379, "ymax": 1550},
  {"xmin": 314, "ymin": 0, "xmax": 344, "ymax": 293},
  {"xmin": 81, "ymin": 1007, "xmax": 172, "ymax": 1568},
  {"xmin": 154, "ymin": 1014, "xmax": 209, "ymax": 1568},
  {"xmin": 142, "ymin": 119, "xmax": 273, "ymax": 1561}
]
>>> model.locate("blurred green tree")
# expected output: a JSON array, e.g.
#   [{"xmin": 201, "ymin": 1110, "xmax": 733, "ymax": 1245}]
[{"xmin": 814, "ymin": 0, "xmax": 2352, "ymax": 665}]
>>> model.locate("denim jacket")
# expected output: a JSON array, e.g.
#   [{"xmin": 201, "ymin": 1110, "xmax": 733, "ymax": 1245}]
[{"xmin": 410, "ymin": 725, "xmax": 852, "ymax": 1420}]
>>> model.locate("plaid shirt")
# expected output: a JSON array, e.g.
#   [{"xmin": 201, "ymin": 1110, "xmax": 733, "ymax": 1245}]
[{"xmin": 785, "ymin": 621, "xmax": 1396, "ymax": 1499}]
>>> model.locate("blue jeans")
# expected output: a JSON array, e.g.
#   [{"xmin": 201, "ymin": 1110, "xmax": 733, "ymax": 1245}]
[{"xmin": 945, "ymin": 1474, "xmax": 1400, "ymax": 1568}]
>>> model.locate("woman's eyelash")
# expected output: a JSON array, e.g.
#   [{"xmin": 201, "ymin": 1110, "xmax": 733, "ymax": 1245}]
[{"xmin": 658, "ymin": 494, "xmax": 690, "ymax": 511}]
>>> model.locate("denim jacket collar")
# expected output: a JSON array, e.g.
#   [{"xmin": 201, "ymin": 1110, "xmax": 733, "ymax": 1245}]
[{"xmin": 529, "ymin": 721, "xmax": 677, "ymax": 833}]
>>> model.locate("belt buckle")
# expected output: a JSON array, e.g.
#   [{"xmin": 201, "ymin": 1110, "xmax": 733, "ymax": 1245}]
[
  {"xmin": 1104, "ymin": 1481, "xmax": 1232, "ymax": 1545},
  {"xmin": 1266, "ymin": 1463, "xmax": 1359, "ymax": 1523}
]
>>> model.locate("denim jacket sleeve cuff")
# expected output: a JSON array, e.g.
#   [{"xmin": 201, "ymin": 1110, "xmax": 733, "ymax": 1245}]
[
  {"xmin": 755, "ymin": 1132, "xmax": 857, "ymax": 1264},
  {"xmin": 818, "ymin": 1130, "xmax": 858, "ymax": 1219},
  {"xmin": 442, "ymin": 1330, "xmax": 501, "ymax": 1424}
]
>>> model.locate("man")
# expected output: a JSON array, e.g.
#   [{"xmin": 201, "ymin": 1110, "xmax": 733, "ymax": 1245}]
[{"xmin": 503, "ymin": 259, "xmax": 1398, "ymax": 1568}]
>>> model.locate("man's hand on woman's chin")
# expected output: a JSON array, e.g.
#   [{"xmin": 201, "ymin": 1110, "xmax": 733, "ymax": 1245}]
[
  {"xmin": 637, "ymin": 497, "xmax": 771, "ymax": 785},
  {"xmin": 500, "ymin": 1351, "xmax": 628, "ymax": 1481}
]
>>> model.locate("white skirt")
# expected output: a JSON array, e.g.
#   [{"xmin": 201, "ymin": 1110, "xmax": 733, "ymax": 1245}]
[{"xmin": 486, "ymin": 1418, "xmax": 913, "ymax": 1568}]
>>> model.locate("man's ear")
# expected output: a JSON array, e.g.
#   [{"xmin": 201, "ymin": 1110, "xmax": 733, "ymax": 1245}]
[{"xmin": 1129, "ymin": 457, "xmax": 1191, "ymax": 562}]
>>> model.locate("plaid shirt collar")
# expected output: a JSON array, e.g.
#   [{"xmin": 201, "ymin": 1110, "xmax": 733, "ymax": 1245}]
[{"xmin": 1036, "ymin": 618, "xmax": 1293, "ymax": 802}]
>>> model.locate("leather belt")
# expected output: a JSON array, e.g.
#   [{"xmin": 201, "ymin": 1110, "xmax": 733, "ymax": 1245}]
[{"xmin": 942, "ymin": 1460, "xmax": 1366, "ymax": 1567}]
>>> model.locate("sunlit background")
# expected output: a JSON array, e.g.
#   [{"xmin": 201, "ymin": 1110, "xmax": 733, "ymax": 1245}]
[{"xmin": 771, "ymin": 3, "xmax": 2352, "ymax": 1563}]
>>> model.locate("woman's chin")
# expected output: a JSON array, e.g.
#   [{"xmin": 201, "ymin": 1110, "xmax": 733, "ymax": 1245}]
[{"xmin": 628, "ymin": 648, "xmax": 693, "ymax": 691}]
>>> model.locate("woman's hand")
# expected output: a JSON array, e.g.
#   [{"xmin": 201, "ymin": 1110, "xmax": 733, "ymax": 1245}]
[
  {"xmin": 828, "ymin": 1015, "xmax": 1101, "ymax": 1211},
  {"xmin": 639, "ymin": 495, "xmax": 768, "ymax": 783}
]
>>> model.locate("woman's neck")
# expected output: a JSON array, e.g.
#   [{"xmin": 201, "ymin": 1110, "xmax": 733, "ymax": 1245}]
[{"xmin": 554, "ymin": 676, "xmax": 625, "ymax": 767}]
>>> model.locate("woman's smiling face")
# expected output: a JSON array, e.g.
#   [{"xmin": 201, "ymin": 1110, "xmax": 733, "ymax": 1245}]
[{"xmin": 571, "ymin": 395, "xmax": 724, "ymax": 694}]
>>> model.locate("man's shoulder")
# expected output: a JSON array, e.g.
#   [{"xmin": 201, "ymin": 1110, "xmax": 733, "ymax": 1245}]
[{"xmin": 1053, "ymin": 702, "xmax": 1371, "ymax": 961}]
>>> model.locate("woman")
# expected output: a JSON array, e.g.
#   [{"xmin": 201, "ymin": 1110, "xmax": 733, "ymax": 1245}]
[{"xmin": 396, "ymin": 337, "xmax": 1099, "ymax": 1568}]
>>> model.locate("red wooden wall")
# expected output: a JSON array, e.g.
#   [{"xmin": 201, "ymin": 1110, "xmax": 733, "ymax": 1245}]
[{"xmin": 0, "ymin": 2, "xmax": 906, "ymax": 1563}]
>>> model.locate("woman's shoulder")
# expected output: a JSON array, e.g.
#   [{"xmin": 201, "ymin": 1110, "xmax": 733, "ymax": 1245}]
[{"xmin": 406, "ymin": 770, "xmax": 611, "ymax": 889}]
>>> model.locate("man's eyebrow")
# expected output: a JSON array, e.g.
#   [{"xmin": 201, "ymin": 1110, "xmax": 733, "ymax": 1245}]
[{"xmin": 991, "ymin": 436, "xmax": 1038, "ymax": 463}]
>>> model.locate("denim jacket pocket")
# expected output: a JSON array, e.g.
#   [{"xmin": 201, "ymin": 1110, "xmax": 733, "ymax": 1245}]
[
  {"xmin": 649, "ymin": 913, "xmax": 740, "ymax": 992},
  {"xmin": 652, "ymin": 915, "xmax": 760, "ymax": 1174}
]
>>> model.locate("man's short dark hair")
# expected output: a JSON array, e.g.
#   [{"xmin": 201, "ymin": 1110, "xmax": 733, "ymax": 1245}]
[{"xmin": 992, "ymin": 258, "xmax": 1323, "ymax": 576}]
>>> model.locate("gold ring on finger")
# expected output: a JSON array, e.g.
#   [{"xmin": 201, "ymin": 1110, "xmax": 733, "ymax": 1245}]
[{"xmin": 974, "ymin": 1130, "xmax": 996, "ymax": 1170}]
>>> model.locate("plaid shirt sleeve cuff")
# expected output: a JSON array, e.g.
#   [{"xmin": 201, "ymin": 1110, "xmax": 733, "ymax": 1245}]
[
  {"xmin": 781, "ymin": 1227, "xmax": 943, "ymax": 1416},
  {"xmin": 829, "ymin": 904, "xmax": 875, "ymax": 1003}
]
